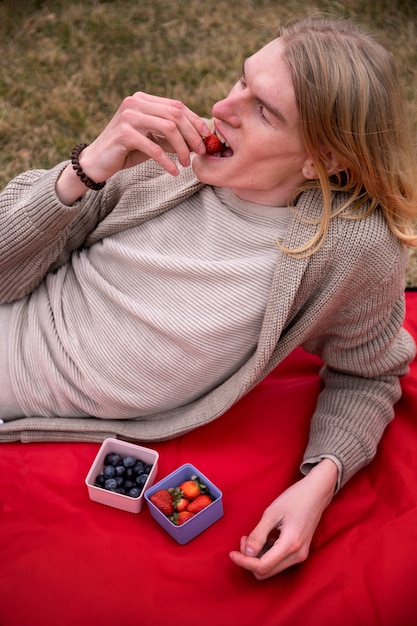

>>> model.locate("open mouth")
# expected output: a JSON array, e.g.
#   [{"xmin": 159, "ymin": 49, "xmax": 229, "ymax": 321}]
[
  {"xmin": 204, "ymin": 120, "xmax": 234, "ymax": 157},
  {"xmin": 215, "ymin": 131, "xmax": 234, "ymax": 158}
]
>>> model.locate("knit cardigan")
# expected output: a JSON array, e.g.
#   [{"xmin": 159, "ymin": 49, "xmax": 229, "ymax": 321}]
[{"xmin": 0, "ymin": 159, "xmax": 415, "ymax": 487}]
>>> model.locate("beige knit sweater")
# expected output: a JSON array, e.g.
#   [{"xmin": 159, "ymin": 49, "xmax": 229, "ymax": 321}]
[{"xmin": 0, "ymin": 159, "xmax": 415, "ymax": 488}]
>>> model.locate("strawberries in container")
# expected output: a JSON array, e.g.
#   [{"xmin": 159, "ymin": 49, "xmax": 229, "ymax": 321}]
[{"xmin": 145, "ymin": 464, "xmax": 223, "ymax": 544}]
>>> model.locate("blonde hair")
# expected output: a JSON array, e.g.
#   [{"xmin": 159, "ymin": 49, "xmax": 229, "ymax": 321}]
[{"xmin": 280, "ymin": 17, "xmax": 417, "ymax": 256}]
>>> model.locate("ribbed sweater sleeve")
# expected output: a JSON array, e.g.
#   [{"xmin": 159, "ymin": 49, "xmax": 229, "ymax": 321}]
[
  {"xmin": 0, "ymin": 159, "xmax": 132, "ymax": 302},
  {"xmin": 0, "ymin": 159, "xmax": 203, "ymax": 303},
  {"xmin": 299, "ymin": 224, "xmax": 415, "ymax": 488}
]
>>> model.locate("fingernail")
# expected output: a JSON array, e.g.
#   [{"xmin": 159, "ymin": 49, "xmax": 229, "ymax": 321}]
[{"xmin": 245, "ymin": 546, "xmax": 256, "ymax": 556}]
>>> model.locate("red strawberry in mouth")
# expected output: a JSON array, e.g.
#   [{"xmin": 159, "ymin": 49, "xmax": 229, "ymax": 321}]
[
  {"xmin": 204, "ymin": 133, "xmax": 226, "ymax": 155},
  {"xmin": 203, "ymin": 129, "xmax": 233, "ymax": 157}
]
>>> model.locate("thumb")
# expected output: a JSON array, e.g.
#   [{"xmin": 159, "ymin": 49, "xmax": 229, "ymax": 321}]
[{"xmin": 242, "ymin": 524, "xmax": 281, "ymax": 558}]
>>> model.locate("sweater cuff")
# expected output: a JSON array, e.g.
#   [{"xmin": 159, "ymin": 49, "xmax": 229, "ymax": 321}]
[
  {"xmin": 300, "ymin": 454, "xmax": 342, "ymax": 492},
  {"xmin": 24, "ymin": 162, "xmax": 83, "ymax": 234}
]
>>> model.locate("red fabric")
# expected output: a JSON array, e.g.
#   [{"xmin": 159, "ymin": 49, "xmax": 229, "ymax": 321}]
[{"xmin": 1, "ymin": 292, "xmax": 417, "ymax": 626}]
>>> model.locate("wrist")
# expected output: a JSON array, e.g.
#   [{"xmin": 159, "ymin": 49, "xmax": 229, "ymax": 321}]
[
  {"xmin": 307, "ymin": 458, "xmax": 338, "ymax": 502},
  {"xmin": 55, "ymin": 163, "xmax": 90, "ymax": 206},
  {"xmin": 301, "ymin": 453, "xmax": 342, "ymax": 492},
  {"xmin": 71, "ymin": 143, "xmax": 106, "ymax": 191}
]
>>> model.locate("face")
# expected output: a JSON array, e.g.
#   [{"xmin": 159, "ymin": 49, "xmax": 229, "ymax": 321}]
[{"xmin": 192, "ymin": 38, "xmax": 312, "ymax": 206}]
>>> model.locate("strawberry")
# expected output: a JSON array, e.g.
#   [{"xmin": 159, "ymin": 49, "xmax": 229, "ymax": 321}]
[
  {"xmin": 150, "ymin": 489, "xmax": 174, "ymax": 516},
  {"xmin": 187, "ymin": 494, "xmax": 213, "ymax": 514},
  {"xmin": 179, "ymin": 476, "xmax": 207, "ymax": 501},
  {"xmin": 175, "ymin": 510, "xmax": 195, "ymax": 525},
  {"xmin": 175, "ymin": 497, "xmax": 190, "ymax": 512},
  {"xmin": 168, "ymin": 487, "xmax": 190, "ymax": 512},
  {"xmin": 204, "ymin": 133, "xmax": 226, "ymax": 155}
]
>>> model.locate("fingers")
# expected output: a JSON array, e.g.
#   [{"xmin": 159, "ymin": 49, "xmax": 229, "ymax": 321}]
[
  {"xmin": 121, "ymin": 92, "xmax": 210, "ymax": 168},
  {"xmin": 256, "ymin": 526, "xmax": 281, "ymax": 557},
  {"xmin": 237, "ymin": 510, "xmax": 282, "ymax": 558},
  {"xmin": 229, "ymin": 527, "xmax": 309, "ymax": 580},
  {"xmin": 84, "ymin": 92, "xmax": 211, "ymax": 180},
  {"xmin": 229, "ymin": 464, "xmax": 338, "ymax": 580},
  {"xmin": 133, "ymin": 92, "xmax": 211, "ymax": 140}
]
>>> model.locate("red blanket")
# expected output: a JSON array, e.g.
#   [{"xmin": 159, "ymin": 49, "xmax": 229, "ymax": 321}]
[{"xmin": 1, "ymin": 292, "xmax": 417, "ymax": 626}]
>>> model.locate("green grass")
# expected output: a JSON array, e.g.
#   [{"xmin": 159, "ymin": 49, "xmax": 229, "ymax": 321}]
[{"xmin": 1, "ymin": 0, "xmax": 416, "ymax": 281}]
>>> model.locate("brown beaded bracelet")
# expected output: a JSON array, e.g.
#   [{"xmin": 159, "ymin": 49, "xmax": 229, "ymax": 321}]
[{"xmin": 71, "ymin": 143, "xmax": 106, "ymax": 191}]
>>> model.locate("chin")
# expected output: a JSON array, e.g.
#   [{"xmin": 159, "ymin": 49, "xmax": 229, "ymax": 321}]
[{"xmin": 191, "ymin": 154, "xmax": 232, "ymax": 187}]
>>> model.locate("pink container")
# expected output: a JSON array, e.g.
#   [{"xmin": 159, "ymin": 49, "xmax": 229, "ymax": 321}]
[
  {"xmin": 85, "ymin": 438, "xmax": 159, "ymax": 513},
  {"xmin": 145, "ymin": 463, "xmax": 223, "ymax": 544}
]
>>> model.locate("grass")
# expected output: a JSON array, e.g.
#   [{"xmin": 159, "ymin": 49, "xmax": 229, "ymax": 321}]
[{"xmin": 1, "ymin": 0, "xmax": 416, "ymax": 282}]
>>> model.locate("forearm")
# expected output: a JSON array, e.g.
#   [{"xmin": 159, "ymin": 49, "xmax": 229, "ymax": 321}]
[
  {"xmin": 302, "ymin": 347, "xmax": 413, "ymax": 488},
  {"xmin": 55, "ymin": 162, "xmax": 93, "ymax": 206}
]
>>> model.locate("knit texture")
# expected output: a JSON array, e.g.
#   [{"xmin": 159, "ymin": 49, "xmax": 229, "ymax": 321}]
[
  {"xmin": 0, "ymin": 158, "xmax": 415, "ymax": 488},
  {"xmin": 4, "ymin": 186, "xmax": 291, "ymax": 419}
]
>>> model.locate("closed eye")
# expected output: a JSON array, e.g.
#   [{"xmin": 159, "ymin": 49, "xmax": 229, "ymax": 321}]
[
  {"xmin": 241, "ymin": 59, "xmax": 287, "ymax": 124},
  {"xmin": 239, "ymin": 72, "xmax": 282, "ymax": 126},
  {"xmin": 258, "ymin": 105, "xmax": 271, "ymax": 124}
]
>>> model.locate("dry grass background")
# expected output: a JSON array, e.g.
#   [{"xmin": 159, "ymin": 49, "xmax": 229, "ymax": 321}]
[{"xmin": 1, "ymin": 0, "xmax": 416, "ymax": 281}]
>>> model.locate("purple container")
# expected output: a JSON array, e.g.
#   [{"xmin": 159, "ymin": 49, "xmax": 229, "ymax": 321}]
[{"xmin": 144, "ymin": 463, "xmax": 223, "ymax": 544}]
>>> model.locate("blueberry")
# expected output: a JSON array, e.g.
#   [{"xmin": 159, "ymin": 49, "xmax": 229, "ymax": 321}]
[
  {"xmin": 123, "ymin": 455, "xmax": 137, "ymax": 468},
  {"xmin": 95, "ymin": 474, "xmax": 106, "ymax": 487},
  {"xmin": 104, "ymin": 478, "xmax": 118, "ymax": 491},
  {"xmin": 95, "ymin": 451, "xmax": 154, "ymax": 498},
  {"xmin": 133, "ymin": 460, "xmax": 145, "ymax": 475},
  {"xmin": 136, "ymin": 474, "xmax": 148, "ymax": 488},
  {"xmin": 103, "ymin": 465, "xmax": 115, "ymax": 479},
  {"xmin": 104, "ymin": 453, "xmax": 122, "ymax": 467}
]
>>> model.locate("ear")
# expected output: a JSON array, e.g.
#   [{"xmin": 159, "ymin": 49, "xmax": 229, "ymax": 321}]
[
  {"xmin": 302, "ymin": 162, "xmax": 317, "ymax": 180},
  {"xmin": 302, "ymin": 151, "xmax": 343, "ymax": 180}
]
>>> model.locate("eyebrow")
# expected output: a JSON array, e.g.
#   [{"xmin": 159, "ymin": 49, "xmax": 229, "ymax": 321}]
[{"xmin": 242, "ymin": 59, "xmax": 288, "ymax": 124}]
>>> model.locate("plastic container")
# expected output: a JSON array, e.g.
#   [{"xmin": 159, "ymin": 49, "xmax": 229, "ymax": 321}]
[
  {"xmin": 85, "ymin": 437, "xmax": 159, "ymax": 513},
  {"xmin": 145, "ymin": 463, "xmax": 223, "ymax": 544}
]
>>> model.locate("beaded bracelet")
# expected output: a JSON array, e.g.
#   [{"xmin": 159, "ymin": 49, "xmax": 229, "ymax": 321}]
[{"xmin": 71, "ymin": 143, "xmax": 106, "ymax": 191}]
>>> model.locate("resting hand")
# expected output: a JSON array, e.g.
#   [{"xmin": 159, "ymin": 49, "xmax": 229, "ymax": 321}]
[
  {"xmin": 57, "ymin": 92, "xmax": 210, "ymax": 204},
  {"xmin": 229, "ymin": 458, "xmax": 338, "ymax": 579}
]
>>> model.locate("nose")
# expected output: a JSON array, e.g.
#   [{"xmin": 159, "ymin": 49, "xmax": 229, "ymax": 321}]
[{"xmin": 212, "ymin": 91, "xmax": 242, "ymax": 128}]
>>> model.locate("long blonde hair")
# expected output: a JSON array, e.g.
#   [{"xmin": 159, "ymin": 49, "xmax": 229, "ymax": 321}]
[{"xmin": 280, "ymin": 17, "xmax": 417, "ymax": 256}]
